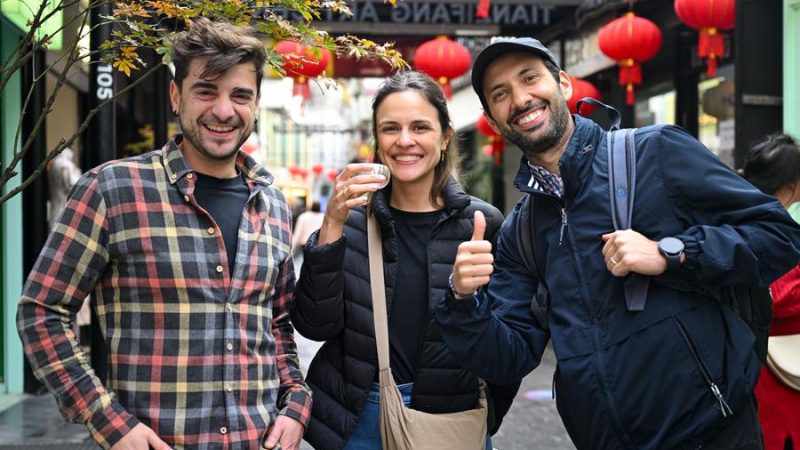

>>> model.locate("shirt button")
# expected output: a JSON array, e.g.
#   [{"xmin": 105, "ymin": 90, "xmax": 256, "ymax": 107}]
[
  {"xmin": 216, "ymin": 265, "xmax": 224, "ymax": 273},
  {"xmin": 183, "ymin": 195, "xmax": 190, "ymax": 202},
  {"xmin": 220, "ymin": 426, "xmax": 227, "ymax": 434},
  {"xmin": 186, "ymin": 173, "xmax": 194, "ymax": 179},
  {"xmin": 226, "ymin": 343, "xmax": 233, "ymax": 351},
  {"xmin": 226, "ymin": 303, "xmax": 232, "ymax": 312},
  {"xmin": 208, "ymin": 227, "xmax": 215, "ymax": 235},
  {"xmin": 170, "ymin": 174, "xmax": 177, "ymax": 181},
  {"xmin": 225, "ymin": 384, "xmax": 233, "ymax": 392}
]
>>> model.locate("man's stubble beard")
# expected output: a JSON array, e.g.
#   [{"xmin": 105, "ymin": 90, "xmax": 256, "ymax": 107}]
[
  {"xmin": 180, "ymin": 113, "xmax": 251, "ymax": 162},
  {"xmin": 500, "ymin": 93, "xmax": 571, "ymax": 162}
]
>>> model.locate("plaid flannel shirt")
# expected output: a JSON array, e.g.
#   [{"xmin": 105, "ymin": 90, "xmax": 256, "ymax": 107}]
[{"xmin": 17, "ymin": 136, "xmax": 312, "ymax": 450}]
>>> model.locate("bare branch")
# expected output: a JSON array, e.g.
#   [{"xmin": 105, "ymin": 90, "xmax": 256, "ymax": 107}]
[{"xmin": 0, "ymin": 63, "xmax": 162, "ymax": 204}]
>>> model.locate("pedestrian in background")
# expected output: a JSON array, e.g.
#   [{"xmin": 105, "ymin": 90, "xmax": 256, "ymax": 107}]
[
  {"xmin": 17, "ymin": 18, "xmax": 310, "ymax": 450},
  {"xmin": 292, "ymin": 200, "xmax": 325, "ymax": 269},
  {"xmin": 436, "ymin": 37, "xmax": 800, "ymax": 450},
  {"xmin": 290, "ymin": 70, "xmax": 518, "ymax": 450},
  {"xmin": 743, "ymin": 133, "xmax": 800, "ymax": 450}
]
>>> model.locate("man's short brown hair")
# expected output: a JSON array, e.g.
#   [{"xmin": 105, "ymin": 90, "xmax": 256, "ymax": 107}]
[{"xmin": 170, "ymin": 18, "xmax": 267, "ymax": 94}]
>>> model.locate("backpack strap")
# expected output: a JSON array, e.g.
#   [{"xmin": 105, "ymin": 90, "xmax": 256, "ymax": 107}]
[
  {"xmin": 607, "ymin": 128, "xmax": 650, "ymax": 312},
  {"xmin": 516, "ymin": 195, "xmax": 550, "ymax": 331}
]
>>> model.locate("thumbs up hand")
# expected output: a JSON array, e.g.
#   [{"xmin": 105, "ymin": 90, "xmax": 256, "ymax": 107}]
[{"xmin": 451, "ymin": 211, "xmax": 495, "ymax": 299}]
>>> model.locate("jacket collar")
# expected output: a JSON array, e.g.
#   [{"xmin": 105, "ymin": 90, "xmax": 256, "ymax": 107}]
[
  {"xmin": 370, "ymin": 176, "xmax": 470, "ymax": 249},
  {"xmin": 513, "ymin": 115, "xmax": 605, "ymax": 199},
  {"xmin": 161, "ymin": 134, "xmax": 274, "ymax": 188}
]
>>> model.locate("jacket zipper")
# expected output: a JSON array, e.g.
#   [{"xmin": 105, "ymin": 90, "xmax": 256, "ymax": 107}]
[{"xmin": 674, "ymin": 317, "xmax": 733, "ymax": 417}]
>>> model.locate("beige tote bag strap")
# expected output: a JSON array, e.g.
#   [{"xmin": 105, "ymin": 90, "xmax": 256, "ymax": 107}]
[{"xmin": 367, "ymin": 214, "xmax": 391, "ymax": 372}]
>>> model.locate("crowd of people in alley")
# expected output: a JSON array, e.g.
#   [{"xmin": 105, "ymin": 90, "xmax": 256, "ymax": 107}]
[{"xmin": 16, "ymin": 16, "xmax": 800, "ymax": 450}]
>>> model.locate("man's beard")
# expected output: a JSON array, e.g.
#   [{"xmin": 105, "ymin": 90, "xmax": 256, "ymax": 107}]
[
  {"xmin": 181, "ymin": 116, "xmax": 250, "ymax": 162},
  {"xmin": 501, "ymin": 96, "xmax": 570, "ymax": 161}
]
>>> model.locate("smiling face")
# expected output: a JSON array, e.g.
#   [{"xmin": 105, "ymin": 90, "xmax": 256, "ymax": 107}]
[
  {"xmin": 483, "ymin": 52, "xmax": 574, "ymax": 163},
  {"xmin": 375, "ymin": 90, "xmax": 452, "ymax": 191},
  {"xmin": 170, "ymin": 57, "xmax": 259, "ymax": 177}
]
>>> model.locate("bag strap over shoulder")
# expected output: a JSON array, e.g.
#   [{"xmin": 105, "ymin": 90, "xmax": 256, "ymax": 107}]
[
  {"xmin": 607, "ymin": 128, "xmax": 649, "ymax": 312},
  {"xmin": 516, "ymin": 196, "xmax": 550, "ymax": 331},
  {"xmin": 368, "ymin": 214, "xmax": 392, "ymax": 371}
]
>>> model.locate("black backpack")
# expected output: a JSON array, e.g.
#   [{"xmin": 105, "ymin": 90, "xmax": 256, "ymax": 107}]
[{"xmin": 516, "ymin": 98, "xmax": 772, "ymax": 362}]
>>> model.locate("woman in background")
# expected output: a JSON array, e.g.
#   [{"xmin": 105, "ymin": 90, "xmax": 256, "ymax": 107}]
[
  {"xmin": 743, "ymin": 133, "xmax": 800, "ymax": 450},
  {"xmin": 290, "ymin": 70, "xmax": 518, "ymax": 450}
]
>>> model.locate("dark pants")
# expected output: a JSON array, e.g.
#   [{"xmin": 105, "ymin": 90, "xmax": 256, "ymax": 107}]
[{"xmin": 690, "ymin": 396, "xmax": 764, "ymax": 450}]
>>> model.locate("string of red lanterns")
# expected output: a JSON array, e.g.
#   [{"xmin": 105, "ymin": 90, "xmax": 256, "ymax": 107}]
[{"xmin": 674, "ymin": 0, "xmax": 736, "ymax": 77}]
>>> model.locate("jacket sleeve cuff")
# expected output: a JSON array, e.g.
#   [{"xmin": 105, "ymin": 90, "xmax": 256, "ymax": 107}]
[
  {"xmin": 444, "ymin": 288, "xmax": 482, "ymax": 312},
  {"xmin": 302, "ymin": 230, "xmax": 346, "ymax": 271},
  {"xmin": 674, "ymin": 233, "xmax": 703, "ymax": 283},
  {"xmin": 87, "ymin": 401, "xmax": 141, "ymax": 450},
  {"xmin": 278, "ymin": 389, "xmax": 313, "ymax": 427}
]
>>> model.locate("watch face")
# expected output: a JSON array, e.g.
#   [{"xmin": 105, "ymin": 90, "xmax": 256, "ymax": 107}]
[{"xmin": 659, "ymin": 237, "xmax": 684, "ymax": 255}]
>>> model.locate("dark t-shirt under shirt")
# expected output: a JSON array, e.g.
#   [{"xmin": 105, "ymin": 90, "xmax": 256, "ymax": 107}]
[
  {"xmin": 388, "ymin": 207, "xmax": 442, "ymax": 384},
  {"xmin": 194, "ymin": 172, "xmax": 249, "ymax": 274}
]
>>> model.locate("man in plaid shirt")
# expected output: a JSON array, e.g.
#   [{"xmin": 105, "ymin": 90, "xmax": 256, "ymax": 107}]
[{"xmin": 17, "ymin": 18, "xmax": 311, "ymax": 450}]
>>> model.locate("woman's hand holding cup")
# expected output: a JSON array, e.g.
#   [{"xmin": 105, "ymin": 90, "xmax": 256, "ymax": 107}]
[{"xmin": 318, "ymin": 163, "xmax": 389, "ymax": 245}]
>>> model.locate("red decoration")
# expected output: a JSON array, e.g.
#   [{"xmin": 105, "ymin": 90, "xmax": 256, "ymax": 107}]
[
  {"xmin": 598, "ymin": 12, "xmax": 662, "ymax": 105},
  {"xmin": 275, "ymin": 41, "xmax": 331, "ymax": 100},
  {"xmin": 568, "ymin": 76, "xmax": 601, "ymax": 115},
  {"xmin": 312, "ymin": 164, "xmax": 324, "ymax": 176},
  {"xmin": 674, "ymin": 0, "xmax": 735, "ymax": 77},
  {"xmin": 476, "ymin": 115, "xmax": 504, "ymax": 165},
  {"xmin": 413, "ymin": 36, "xmax": 472, "ymax": 99},
  {"xmin": 476, "ymin": 114, "xmax": 499, "ymax": 137},
  {"xmin": 327, "ymin": 169, "xmax": 338, "ymax": 181},
  {"xmin": 476, "ymin": 0, "xmax": 491, "ymax": 19}
]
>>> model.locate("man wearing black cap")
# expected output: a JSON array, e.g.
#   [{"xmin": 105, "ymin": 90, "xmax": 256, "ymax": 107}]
[{"xmin": 435, "ymin": 37, "xmax": 800, "ymax": 449}]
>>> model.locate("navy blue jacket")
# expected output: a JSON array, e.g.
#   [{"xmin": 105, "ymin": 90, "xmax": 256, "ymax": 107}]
[{"xmin": 435, "ymin": 116, "xmax": 800, "ymax": 450}]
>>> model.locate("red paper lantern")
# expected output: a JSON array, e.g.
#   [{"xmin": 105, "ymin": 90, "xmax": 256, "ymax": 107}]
[
  {"xmin": 476, "ymin": 115, "xmax": 504, "ymax": 165},
  {"xmin": 674, "ymin": 0, "xmax": 735, "ymax": 77},
  {"xmin": 413, "ymin": 36, "xmax": 472, "ymax": 99},
  {"xmin": 598, "ymin": 12, "xmax": 662, "ymax": 105},
  {"xmin": 568, "ymin": 76, "xmax": 601, "ymax": 115},
  {"xmin": 275, "ymin": 41, "xmax": 331, "ymax": 100},
  {"xmin": 327, "ymin": 169, "xmax": 338, "ymax": 181},
  {"xmin": 476, "ymin": 114, "xmax": 499, "ymax": 137},
  {"xmin": 312, "ymin": 164, "xmax": 324, "ymax": 176}
]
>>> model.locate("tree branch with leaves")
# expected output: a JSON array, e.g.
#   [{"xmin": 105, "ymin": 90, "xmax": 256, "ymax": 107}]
[{"xmin": 0, "ymin": 0, "xmax": 408, "ymax": 204}]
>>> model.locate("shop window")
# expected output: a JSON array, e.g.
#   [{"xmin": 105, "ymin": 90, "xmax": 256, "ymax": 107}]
[{"xmin": 698, "ymin": 64, "xmax": 735, "ymax": 168}]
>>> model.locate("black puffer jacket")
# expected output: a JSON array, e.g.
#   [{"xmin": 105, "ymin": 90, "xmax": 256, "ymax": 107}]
[{"xmin": 291, "ymin": 178, "xmax": 518, "ymax": 450}]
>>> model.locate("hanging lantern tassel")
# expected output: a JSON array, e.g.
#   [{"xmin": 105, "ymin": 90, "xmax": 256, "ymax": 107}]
[
  {"xmin": 293, "ymin": 76, "xmax": 312, "ymax": 100},
  {"xmin": 698, "ymin": 27, "xmax": 724, "ymax": 76},
  {"xmin": 492, "ymin": 137, "xmax": 505, "ymax": 166},
  {"xmin": 618, "ymin": 59, "xmax": 642, "ymax": 106},
  {"xmin": 438, "ymin": 76, "xmax": 453, "ymax": 99}
]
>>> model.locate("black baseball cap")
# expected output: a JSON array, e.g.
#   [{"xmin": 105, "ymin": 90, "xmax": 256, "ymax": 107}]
[{"xmin": 471, "ymin": 37, "xmax": 560, "ymax": 113}]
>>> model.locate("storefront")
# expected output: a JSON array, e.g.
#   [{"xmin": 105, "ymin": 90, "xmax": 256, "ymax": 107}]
[{"xmin": 0, "ymin": 11, "xmax": 27, "ymax": 398}]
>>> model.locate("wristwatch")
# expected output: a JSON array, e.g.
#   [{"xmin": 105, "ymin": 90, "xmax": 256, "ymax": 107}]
[{"xmin": 658, "ymin": 237, "xmax": 685, "ymax": 271}]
